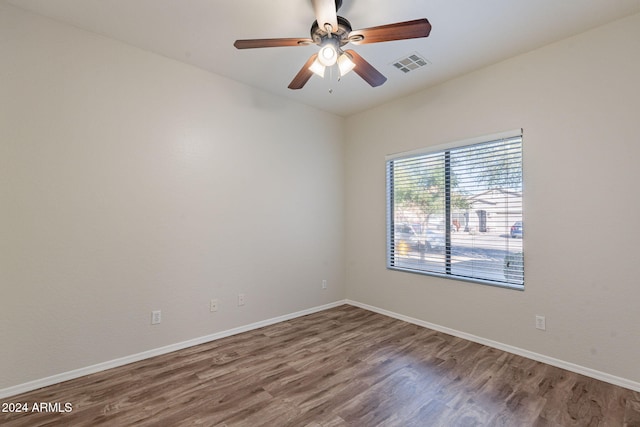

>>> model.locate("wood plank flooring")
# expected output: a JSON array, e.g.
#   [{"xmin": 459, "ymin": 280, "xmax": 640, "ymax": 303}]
[{"xmin": 2, "ymin": 305, "xmax": 639, "ymax": 426}]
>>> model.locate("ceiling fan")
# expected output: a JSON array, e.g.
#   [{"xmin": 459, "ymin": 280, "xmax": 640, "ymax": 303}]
[{"xmin": 234, "ymin": 0, "xmax": 431, "ymax": 89}]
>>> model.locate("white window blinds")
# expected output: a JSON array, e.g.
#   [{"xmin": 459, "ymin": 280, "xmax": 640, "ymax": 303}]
[{"xmin": 386, "ymin": 131, "xmax": 524, "ymax": 289}]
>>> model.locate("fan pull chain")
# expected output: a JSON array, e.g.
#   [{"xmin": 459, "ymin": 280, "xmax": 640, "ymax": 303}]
[{"xmin": 329, "ymin": 65, "xmax": 334, "ymax": 94}]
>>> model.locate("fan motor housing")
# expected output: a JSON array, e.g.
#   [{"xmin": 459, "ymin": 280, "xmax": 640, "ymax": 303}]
[{"xmin": 310, "ymin": 15, "xmax": 352, "ymax": 46}]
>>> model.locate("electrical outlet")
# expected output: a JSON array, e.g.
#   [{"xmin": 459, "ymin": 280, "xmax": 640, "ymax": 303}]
[
  {"xmin": 535, "ymin": 315, "xmax": 546, "ymax": 331},
  {"xmin": 238, "ymin": 293, "xmax": 245, "ymax": 306},
  {"xmin": 322, "ymin": 279, "xmax": 327, "ymax": 289},
  {"xmin": 210, "ymin": 299, "xmax": 218, "ymax": 312},
  {"xmin": 151, "ymin": 310, "xmax": 161, "ymax": 325}
]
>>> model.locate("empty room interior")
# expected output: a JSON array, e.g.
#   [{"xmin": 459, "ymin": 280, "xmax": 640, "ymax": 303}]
[{"xmin": 2, "ymin": 0, "xmax": 640, "ymax": 425}]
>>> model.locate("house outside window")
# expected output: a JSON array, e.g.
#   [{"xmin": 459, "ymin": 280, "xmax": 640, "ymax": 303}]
[{"xmin": 386, "ymin": 130, "xmax": 524, "ymax": 290}]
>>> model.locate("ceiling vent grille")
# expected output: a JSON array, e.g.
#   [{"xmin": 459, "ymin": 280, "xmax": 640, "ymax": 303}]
[{"xmin": 391, "ymin": 53, "xmax": 430, "ymax": 74}]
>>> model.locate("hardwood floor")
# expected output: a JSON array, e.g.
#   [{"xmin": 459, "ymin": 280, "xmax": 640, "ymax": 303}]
[{"xmin": 2, "ymin": 305, "xmax": 639, "ymax": 426}]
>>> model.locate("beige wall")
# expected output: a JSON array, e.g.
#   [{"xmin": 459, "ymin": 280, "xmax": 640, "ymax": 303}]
[
  {"xmin": 345, "ymin": 13, "xmax": 640, "ymax": 384},
  {"xmin": 0, "ymin": 4, "xmax": 345, "ymax": 390}
]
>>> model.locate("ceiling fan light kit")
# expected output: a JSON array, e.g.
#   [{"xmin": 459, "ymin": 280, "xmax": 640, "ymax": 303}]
[
  {"xmin": 337, "ymin": 51, "xmax": 356, "ymax": 76},
  {"xmin": 309, "ymin": 57, "xmax": 327, "ymax": 78},
  {"xmin": 318, "ymin": 37, "xmax": 340, "ymax": 66},
  {"xmin": 234, "ymin": 0, "xmax": 431, "ymax": 90}
]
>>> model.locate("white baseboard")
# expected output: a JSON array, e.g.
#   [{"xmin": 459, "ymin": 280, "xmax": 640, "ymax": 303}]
[
  {"xmin": 4, "ymin": 298, "xmax": 638, "ymax": 399},
  {"xmin": 0, "ymin": 300, "xmax": 348, "ymax": 399},
  {"xmin": 346, "ymin": 299, "xmax": 640, "ymax": 393}
]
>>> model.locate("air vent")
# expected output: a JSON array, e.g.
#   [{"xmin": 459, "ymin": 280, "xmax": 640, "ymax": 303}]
[{"xmin": 391, "ymin": 53, "xmax": 430, "ymax": 74}]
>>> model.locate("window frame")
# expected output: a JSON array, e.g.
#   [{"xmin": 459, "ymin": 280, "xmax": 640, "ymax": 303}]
[{"xmin": 386, "ymin": 129, "xmax": 524, "ymax": 291}]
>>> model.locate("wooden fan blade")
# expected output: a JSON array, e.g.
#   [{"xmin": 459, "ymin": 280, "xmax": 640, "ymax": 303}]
[
  {"xmin": 288, "ymin": 54, "xmax": 319, "ymax": 90},
  {"xmin": 349, "ymin": 18, "xmax": 431, "ymax": 45},
  {"xmin": 234, "ymin": 38, "xmax": 313, "ymax": 49},
  {"xmin": 345, "ymin": 50, "xmax": 387, "ymax": 87},
  {"xmin": 311, "ymin": 0, "xmax": 339, "ymax": 32}
]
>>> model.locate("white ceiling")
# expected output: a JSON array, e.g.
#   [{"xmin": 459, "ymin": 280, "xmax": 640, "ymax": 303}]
[{"xmin": 5, "ymin": 0, "xmax": 640, "ymax": 116}]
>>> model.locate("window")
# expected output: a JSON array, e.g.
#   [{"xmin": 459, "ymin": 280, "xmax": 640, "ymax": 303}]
[{"xmin": 386, "ymin": 130, "xmax": 523, "ymax": 290}]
